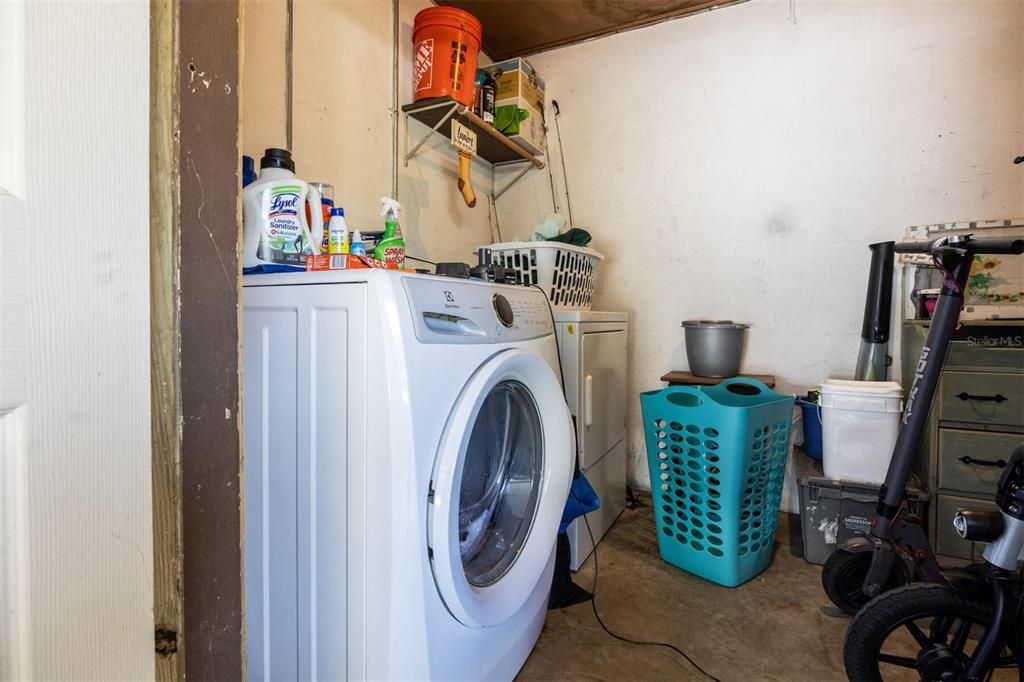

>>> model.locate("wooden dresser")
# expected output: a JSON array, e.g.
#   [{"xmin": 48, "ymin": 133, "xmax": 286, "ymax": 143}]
[
  {"xmin": 904, "ymin": 323, "xmax": 1024, "ymax": 561},
  {"xmin": 899, "ymin": 220, "xmax": 1024, "ymax": 562}
]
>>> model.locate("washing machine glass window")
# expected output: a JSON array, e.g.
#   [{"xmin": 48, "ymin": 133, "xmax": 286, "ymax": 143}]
[
  {"xmin": 459, "ymin": 380, "xmax": 543, "ymax": 587},
  {"xmin": 430, "ymin": 348, "xmax": 572, "ymax": 629}
]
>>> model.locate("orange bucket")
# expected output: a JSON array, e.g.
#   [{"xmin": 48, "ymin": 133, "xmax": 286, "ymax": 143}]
[{"xmin": 412, "ymin": 7, "xmax": 482, "ymax": 107}]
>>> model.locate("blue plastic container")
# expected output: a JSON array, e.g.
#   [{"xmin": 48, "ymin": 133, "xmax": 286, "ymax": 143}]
[
  {"xmin": 796, "ymin": 397, "xmax": 823, "ymax": 460},
  {"xmin": 640, "ymin": 378, "xmax": 794, "ymax": 587}
]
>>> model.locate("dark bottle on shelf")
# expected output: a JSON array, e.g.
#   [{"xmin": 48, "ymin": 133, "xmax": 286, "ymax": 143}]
[{"xmin": 472, "ymin": 69, "xmax": 496, "ymax": 125}]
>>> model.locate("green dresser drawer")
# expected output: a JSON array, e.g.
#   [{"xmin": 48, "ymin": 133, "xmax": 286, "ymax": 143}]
[
  {"xmin": 934, "ymin": 493, "xmax": 998, "ymax": 561},
  {"xmin": 938, "ymin": 371, "xmax": 1024, "ymax": 428},
  {"xmin": 938, "ymin": 429, "xmax": 1023, "ymax": 496},
  {"xmin": 945, "ymin": 341, "xmax": 1024, "ymax": 373}
]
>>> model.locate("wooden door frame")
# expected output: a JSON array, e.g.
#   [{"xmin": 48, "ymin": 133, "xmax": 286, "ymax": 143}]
[{"xmin": 151, "ymin": 0, "xmax": 243, "ymax": 679}]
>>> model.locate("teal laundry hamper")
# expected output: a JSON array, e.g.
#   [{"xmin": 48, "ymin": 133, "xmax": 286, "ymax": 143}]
[{"xmin": 640, "ymin": 378, "xmax": 794, "ymax": 587}]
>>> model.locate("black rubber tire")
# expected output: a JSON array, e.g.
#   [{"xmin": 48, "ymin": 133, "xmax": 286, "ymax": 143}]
[
  {"xmin": 821, "ymin": 548, "xmax": 910, "ymax": 616},
  {"xmin": 843, "ymin": 582, "xmax": 1022, "ymax": 681}
]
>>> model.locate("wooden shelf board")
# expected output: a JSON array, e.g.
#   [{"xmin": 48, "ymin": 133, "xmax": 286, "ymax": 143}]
[
  {"xmin": 403, "ymin": 97, "xmax": 543, "ymax": 168},
  {"xmin": 660, "ymin": 371, "xmax": 776, "ymax": 388}
]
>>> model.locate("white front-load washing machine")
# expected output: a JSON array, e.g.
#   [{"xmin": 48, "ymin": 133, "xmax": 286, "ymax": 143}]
[{"xmin": 242, "ymin": 269, "xmax": 573, "ymax": 680}]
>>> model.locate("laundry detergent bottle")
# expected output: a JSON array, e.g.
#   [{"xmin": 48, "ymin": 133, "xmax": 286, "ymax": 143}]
[{"xmin": 242, "ymin": 148, "xmax": 324, "ymax": 270}]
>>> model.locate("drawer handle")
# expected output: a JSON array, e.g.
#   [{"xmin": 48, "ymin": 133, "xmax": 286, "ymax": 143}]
[
  {"xmin": 956, "ymin": 392, "xmax": 1007, "ymax": 403},
  {"xmin": 959, "ymin": 455, "xmax": 1008, "ymax": 468}
]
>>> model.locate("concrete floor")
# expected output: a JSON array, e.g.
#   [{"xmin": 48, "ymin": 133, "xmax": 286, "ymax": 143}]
[{"xmin": 519, "ymin": 501, "xmax": 850, "ymax": 681}]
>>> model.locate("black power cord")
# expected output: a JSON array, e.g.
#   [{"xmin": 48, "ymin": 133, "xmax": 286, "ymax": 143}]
[
  {"xmin": 404, "ymin": 254, "xmax": 437, "ymax": 266},
  {"xmin": 532, "ymin": 284, "xmax": 722, "ymax": 682},
  {"xmin": 573, "ymin": 490, "xmax": 723, "ymax": 682}
]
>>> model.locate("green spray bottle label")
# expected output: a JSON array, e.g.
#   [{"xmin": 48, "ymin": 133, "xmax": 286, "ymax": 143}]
[{"xmin": 374, "ymin": 219, "xmax": 405, "ymax": 268}]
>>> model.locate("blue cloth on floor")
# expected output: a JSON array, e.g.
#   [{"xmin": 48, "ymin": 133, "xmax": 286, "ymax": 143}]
[{"xmin": 558, "ymin": 473, "xmax": 601, "ymax": 534}]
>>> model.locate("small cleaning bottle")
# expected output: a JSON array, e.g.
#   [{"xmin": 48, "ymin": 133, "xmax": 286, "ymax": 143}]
[
  {"xmin": 310, "ymin": 182, "xmax": 334, "ymax": 253},
  {"xmin": 327, "ymin": 207, "xmax": 349, "ymax": 255},
  {"xmin": 350, "ymin": 230, "xmax": 367, "ymax": 257},
  {"xmin": 374, "ymin": 197, "xmax": 406, "ymax": 268}
]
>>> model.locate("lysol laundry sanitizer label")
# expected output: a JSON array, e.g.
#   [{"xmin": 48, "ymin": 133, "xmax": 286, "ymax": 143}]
[{"xmin": 257, "ymin": 184, "xmax": 314, "ymax": 267}]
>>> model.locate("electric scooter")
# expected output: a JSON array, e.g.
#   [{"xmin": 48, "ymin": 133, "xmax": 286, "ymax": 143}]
[
  {"xmin": 821, "ymin": 233, "xmax": 1024, "ymax": 616},
  {"xmin": 842, "ymin": 445, "xmax": 1024, "ymax": 681}
]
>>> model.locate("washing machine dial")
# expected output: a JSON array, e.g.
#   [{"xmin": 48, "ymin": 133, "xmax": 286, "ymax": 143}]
[{"xmin": 492, "ymin": 294, "xmax": 514, "ymax": 328}]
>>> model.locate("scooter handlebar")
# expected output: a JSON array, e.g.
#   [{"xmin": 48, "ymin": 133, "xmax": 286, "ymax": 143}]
[
  {"xmin": 893, "ymin": 241, "xmax": 934, "ymax": 254},
  {"xmin": 895, "ymin": 236, "xmax": 1024, "ymax": 255},
  {"xmin": 973, "ymin": 237, "xmax": 1024, "ymax": 254}
]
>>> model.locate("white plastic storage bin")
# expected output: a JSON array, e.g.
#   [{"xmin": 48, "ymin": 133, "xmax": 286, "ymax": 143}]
[
  {"xmin": 485, "ymin": 241, "xmax": 604, "ymax": 310},
  {"xmin": 821, "ymin": 379, "xmax": 903, "ymax": 485}
]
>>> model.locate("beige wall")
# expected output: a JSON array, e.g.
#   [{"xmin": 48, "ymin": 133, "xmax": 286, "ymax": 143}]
[
  {"xmin": 495, "ymin": 0, "xmax": 1024, "ymax": 491},
  {"xmin": 242, "ymin": 0, "xmax": 496, "ymax": 265}
]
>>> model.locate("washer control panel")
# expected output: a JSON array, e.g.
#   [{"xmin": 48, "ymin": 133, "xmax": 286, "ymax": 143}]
[{"xmin": 403, "ymin": 276, "xmax": 553, "ymax": 344}]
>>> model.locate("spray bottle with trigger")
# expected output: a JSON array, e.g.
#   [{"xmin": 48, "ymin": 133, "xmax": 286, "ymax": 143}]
[{"xmin": 374, "ymin": 197, "xmax": 406, "ymax": 268}]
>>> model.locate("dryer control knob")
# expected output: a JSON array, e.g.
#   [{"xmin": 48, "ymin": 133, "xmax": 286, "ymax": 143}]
[{"xmin": 493, "ymin": 294, "xmax": 514, "ymax": 328}]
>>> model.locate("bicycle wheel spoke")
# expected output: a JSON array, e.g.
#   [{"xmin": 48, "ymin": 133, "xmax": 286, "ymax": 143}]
[
  {"xmin": 930, "ymin": 615, "xmax": 954, "ymax": 642},
  {"xmin": 950, "ymin": 619, "xmax": 971, "ymax": 653},
  {"xmin": 904, "ymin": 621, "xmax": 932, "ymax": 648},
  {"xmin": 878, "ymin": 653, "xmax": 918, "ymax": 668}
]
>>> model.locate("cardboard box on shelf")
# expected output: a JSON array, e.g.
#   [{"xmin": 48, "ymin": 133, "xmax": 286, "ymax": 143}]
[{"xmin": 484, "ymin": 58, "xmax": 545, "ymax": 156}]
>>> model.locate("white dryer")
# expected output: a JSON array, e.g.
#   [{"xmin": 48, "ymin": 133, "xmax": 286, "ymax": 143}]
[
  {"xmin": 553, "ymin": 310, "xmax": 629, "ymax": 570},
  {"xmin": 242, "ymin": 269, "xmax": 574, "ymax": 681}
]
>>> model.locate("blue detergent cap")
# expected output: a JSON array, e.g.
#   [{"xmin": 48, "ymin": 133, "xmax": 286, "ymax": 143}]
[{"xmin": 330, "ymin": 207, "xmax": 345, "ymax": 217}]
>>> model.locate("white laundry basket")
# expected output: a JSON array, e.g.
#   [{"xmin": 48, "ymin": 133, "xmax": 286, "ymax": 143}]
[
  {"xmin": 821, "ymin": 380, "xmax": 903, "ymax": 485},
  {"xmin": 485, "ymin": 241, "xmax": 604, "ymax": 310}
]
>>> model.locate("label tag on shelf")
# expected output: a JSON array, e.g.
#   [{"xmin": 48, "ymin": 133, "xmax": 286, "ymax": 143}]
[{"xmin": 451, "ymin": 119, "xmax": 477, "ymax": 157}]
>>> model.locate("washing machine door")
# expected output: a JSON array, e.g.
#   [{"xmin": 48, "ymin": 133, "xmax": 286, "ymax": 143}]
[{"xmin": 429, "ymin": 348, "xmax": 573, "ymax": 628}]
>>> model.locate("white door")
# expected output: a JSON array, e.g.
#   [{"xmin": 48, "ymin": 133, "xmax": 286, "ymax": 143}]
[
  {"xmin": 428, "ymin": 349, "xmax": 573, "ymax": 628},
  {"xmin": 579, "ymin": 330, "xmax": 628, "ymax": 468},
  {"xmin": 2, "ymin": 2, "xmax": 153, "ymax": 678},
  {"xmin": 0, "ymin": 5, "xmax": 26, "ymax": 673}
]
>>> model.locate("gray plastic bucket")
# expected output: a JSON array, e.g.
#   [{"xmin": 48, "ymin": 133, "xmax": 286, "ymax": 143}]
[{"xmin": 681, "ymin": 320, "xmax": 749, "ymax": 378}]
